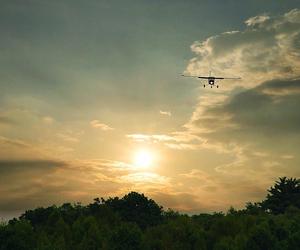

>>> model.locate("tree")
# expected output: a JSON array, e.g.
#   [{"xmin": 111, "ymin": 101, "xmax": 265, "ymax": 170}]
[
  {"xmin": 36, "ymin": 231, "xmax": 52, "ymax": 250},
  {"xmin": 244, "ymin": 202, "xmax": 263, "ymax": 215},
  {"xmin": 74, "ymin": 216, "xmax": 104, "ymax": 250},
  {"xmin": 0, "ymin": 219, "xmax": 35, "ymax": 250},
  {"xmin": 0, "ymin": 186, "xmax": 299, "ymax": 249},
  {"xmin": 20, "ymin": 206, "xmax": 56, "ymax": 227},
  {"xmin": 144, "ymin": 216, "xmax": 206, "ymax": 250},
  {"xmin": 103, "ymin": 192, "xmax": 163, "ymax": 229},
  {"xmin": 110, "ymin": 223, "xmax": 142, "ymax": 250},
  {"xmin": 245, "ymin": 224, "xmax": 276, "ymax": 250},
  {"xmin": 262, "ymin": 177, "xmax": 300, "ymax": 214}
]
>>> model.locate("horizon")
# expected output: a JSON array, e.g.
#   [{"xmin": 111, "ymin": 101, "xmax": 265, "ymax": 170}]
[{"xmin": 1, "ymin": 0, "xmax": 300, "ymax": 221}]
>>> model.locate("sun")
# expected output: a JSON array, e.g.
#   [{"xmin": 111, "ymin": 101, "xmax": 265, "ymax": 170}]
[{"xmin": 134, "ymin": 150, "xmax": 154, "ymax": 168}]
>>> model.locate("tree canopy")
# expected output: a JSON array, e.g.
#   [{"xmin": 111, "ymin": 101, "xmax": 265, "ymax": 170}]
[
  {"xmin": 261, "ymin": 177, "xmax": 300, "ymax": 214},
  {"xmin": 0, "ymin": 177, "xmax": 299, "ymax": 250}
]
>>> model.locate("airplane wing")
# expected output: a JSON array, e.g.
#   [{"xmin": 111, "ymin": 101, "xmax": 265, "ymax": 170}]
[
  {"xmin": 182, "ymin": 75, "xmax": 241, "ymax": 80},
  {"xmin": 181, "ymin": 75, "xmax": 209, "ymax": 79},
  {"xmin": 216, "ymin": 77, "xmax": 241, "ymax": 80}
]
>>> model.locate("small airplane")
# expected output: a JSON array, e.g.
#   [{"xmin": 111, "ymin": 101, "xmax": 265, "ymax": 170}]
[{"xmin": 181, "ymin": 72, "xmax": 241, "ymax": 88}]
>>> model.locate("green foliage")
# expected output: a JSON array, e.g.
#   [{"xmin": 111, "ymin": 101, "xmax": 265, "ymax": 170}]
[
  {"xmin": 245, "ymin": 223, "xmax": 276, "ymax": 250},
  {"xmin": 0, "ymin": 219, "xmax": 35, "ymax": 250},
  {"xmin": 110, "ymin": 223, "xmax": 142, "ymax": 250},
  {"xmin": 244, "ymin": 202, "xmax": 263, "ymax": 215},
  {"xmin": 0, "ymin": 177, "xmax": 299, "ymax": 249},
  {"xmin": 103, "ymin": 191, "xmax": 163, "ymax": 229},
  {"xmin": 262, "ymin": 177, "xmax": 300, "ymax": 214},
  {"xmin": 74, "ymin": 216, "xmax": 105, "ymax": 250},
  {"xmin": 144, "ymin": 216, "xmax": 206, "ymax": 250}
]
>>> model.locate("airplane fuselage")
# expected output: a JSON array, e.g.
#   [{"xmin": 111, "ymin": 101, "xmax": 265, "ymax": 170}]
[
  {"xmin": 205, "ymin": 77, "xmax": 218, "ymax": 88},
  {"xmin": 208, "ymin": 77, "xmax": 215, "ymax": 85}
]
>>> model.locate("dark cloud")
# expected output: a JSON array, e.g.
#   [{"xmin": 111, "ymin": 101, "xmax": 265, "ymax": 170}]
[
  {"xmin": 0, "ymin": 136, "xmax": 30, "ymax": 148},
  {"xmin": 0, "ymin": 116, "xmax": 16, "ymax": 126},
  {"xmin": 0, "ymin": 160, "xmax": 67, "ymax": 211},
  {"xmin": 258, "ymin": 78, "xmax": 300, "ymax": 94},
  {"xmin": 224, "ymin": 78, "xmax": 300, "ymax": 134},
  {"xmin": 192, "ymin": 79, "xmax": 300, "ymax": 142},
  {"xmin": 0, "ymin": 159, "xmax": 65, "ymax": 174},
  {"xmin": 186, "ymin": 78, "xmax": 300, "ymax": 185},
  {"xmin": 0, "ymin": 159, "xmax": 167, "ymax": 212}
]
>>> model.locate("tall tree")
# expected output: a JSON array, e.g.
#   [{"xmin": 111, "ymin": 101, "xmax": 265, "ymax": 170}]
[
  {"xmin": 262, "ymin": 177, "xmax": 300, "ymax": 214},
  {"xmin": 103, "ymin": 192, "xmax": 163, "ymax": 229}
]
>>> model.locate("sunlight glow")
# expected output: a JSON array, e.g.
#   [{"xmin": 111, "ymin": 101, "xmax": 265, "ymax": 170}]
[{"xmin": 134, "ymin": 150, "xmax": 154, "ymax": 168}]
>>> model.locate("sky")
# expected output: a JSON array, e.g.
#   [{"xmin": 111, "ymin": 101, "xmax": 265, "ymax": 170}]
[{"xmin": 1, "ymin": 0, "xmax": 300, "ymax": 219}]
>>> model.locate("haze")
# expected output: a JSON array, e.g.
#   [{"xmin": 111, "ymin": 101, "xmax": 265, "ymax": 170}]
[{"xmin": 1, "ymin": 0, "xmax": 300, "ymax": 220}]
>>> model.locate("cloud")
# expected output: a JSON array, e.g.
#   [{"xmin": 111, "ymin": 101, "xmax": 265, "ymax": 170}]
[
  {"xmin": 0, "ymin": 155, "xmax": 290, "ymax": 215},
  {"xmin": 183, "ymin": 9, "xmax": 300, "ymax": 151},
  {"xmin": 90, "ymin": 120, "xmax": 114, "ymax": 130},
  {"xmin": 245, "ymin": 14, "xmax": 270, "ymax": 26},
  {"xmin": 42, "ymin": 116, "xmax": 54, "ymax": 124},
  {"xmin": 0, "ymin": 116, "xmax": 16, "ymax": 126},
  {"xmin": 281, "ymin": 154, "xmax": 294, "ymax": 159},
  {"xmin": 0, "ymin": 158, "xmax": 171, "ymax": 213},
  {"xmin": 159, "ymin": 110, "xmax": 172, "ymax": 116},
  {"xmin": 0, "ymin": 159, "xmax": 65, "ymax": 174},
  {"xmin": 176, "ymin": 166, "xmax": 280, "ymax": 211},
  {"xmin": 184, "ymin": 78, "xmax": 300, "ymax": 177},
  {"xmin": 1, "ymin": 8, "xmax": 300, "ymax": 217},
  {"xmin": 120, "ymin": 172, "xmax": 170, "ymax": 190},
  {"xmin": 2, "ymin": 157, "xmax": 239, "ymax": 215},
  {"xmin": 186, "ymin": 9, "xmax": 300, "ymax": 89},
  {"xmin": 123, "ymin": 10, "xmax": 300, "ymax": 212},
  {"xmin": 152, "ymin": 192, "xmax": 208, "ymax": 213},
  {"xmin": 127, "ymin": 134, "xmax": 175, "ymax": 142},
  {"xmin": 56, "ymin": 129, "xmax": 83, "ymax": 143},
  {"xmin": 259, "ymin": 78, "xmax": 300, "ymax": 96},
  {"xmin": 0, "ymin": 160, "xmax": 68, "ymax": 211},
  {"xmin": 204, "ymin": 79, "xmax": 300, "ymax": 137},
  {"xmin": 168, "ymin": 8, "xmax": 300, "ymax": 209},
  {"xmin": 126, "ymin": 133, "xmax": 204, "ymax": 150},
  {"xmin": 0, "ymin": 136, "xmax": 31, "ymax": 148}
]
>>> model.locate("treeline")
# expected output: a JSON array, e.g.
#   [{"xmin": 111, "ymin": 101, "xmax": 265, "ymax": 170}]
[{"xmin": 0, "ymin": 177, "xmax": 300, "ymax": 250}]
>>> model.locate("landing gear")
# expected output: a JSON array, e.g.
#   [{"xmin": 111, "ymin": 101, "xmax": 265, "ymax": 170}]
[
  {"xmin": 211, "ymin": 86, "xmax": 213, "ymax": 88},
  {"xmin": 204, "ymin": 85, "xmax": 205, "ymax": 88},
  {"xmin": 217, "ymin": 85, "xmax": 219, "ymax": 88}
]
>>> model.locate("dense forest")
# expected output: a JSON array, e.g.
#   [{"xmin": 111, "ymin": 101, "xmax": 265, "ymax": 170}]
[{"xmin": 0, "ymin": 177, "xmax": 299, "ymax": 250}]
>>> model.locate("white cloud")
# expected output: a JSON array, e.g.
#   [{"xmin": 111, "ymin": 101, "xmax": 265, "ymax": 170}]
[
  {"xmin": 127, "ymin": 134, "xmax": 174, "ymax": 142},
  {"xmin": 42, "ymin": 116, "xmax": 54, "ymax": 124},
  {"xmin": 126, "ymin": 133, "xmax": 204, "ymax": 150},
  {"xmin": 0, "ymin": 136, "xmax": 31, "ymax": 148},
  {"xmin": 186, "ymin": 9, "xmax": 300, "ymax": 90},
  {"xmin": 159, "ymin": 110, "xmax": 172, "ymax": 116},
  {"xmin": 90, "ymin": 120, "xmax": 114, "ymax": 131},
  {"xmin": 281, "ymin": 154, "xmax": 294, "ymax": 159},
  {"xmin": 56, "ymin": 133, "xmax": 80, "ymax": 143},
  {"xmin": 245, "ymin": 14, "xmax": 270, "ymax": 27}
]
